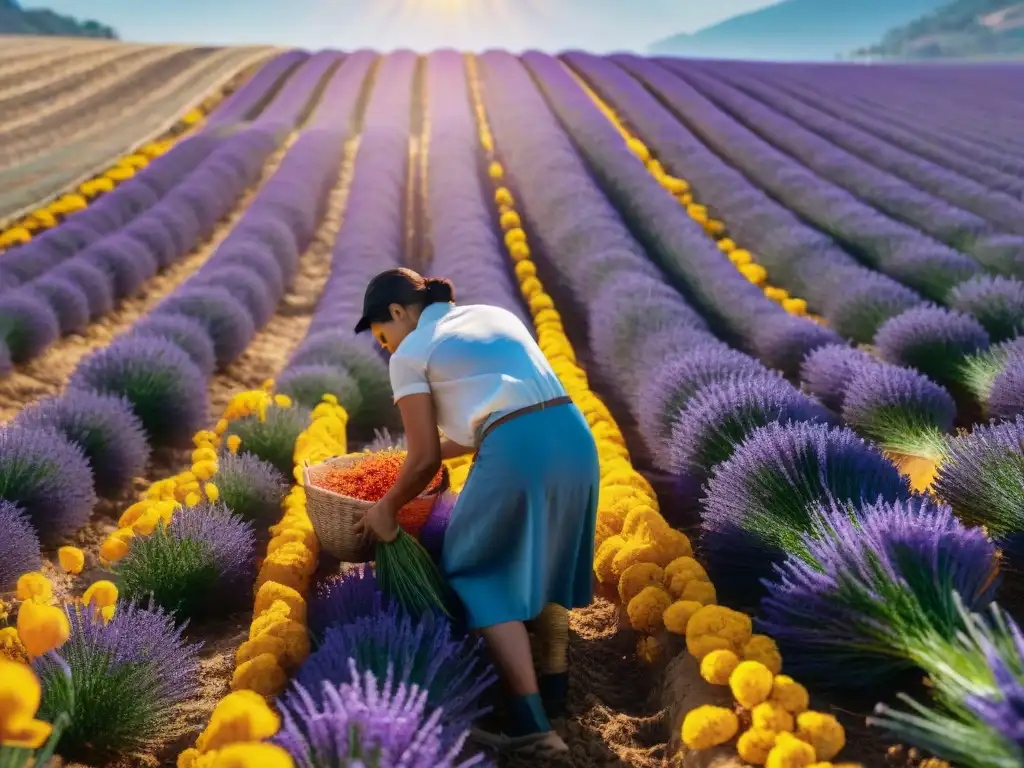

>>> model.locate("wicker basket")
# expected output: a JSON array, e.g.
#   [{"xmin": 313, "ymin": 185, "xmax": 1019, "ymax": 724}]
[{"xmin": 303, "ymin": 454, "xmax": 449, "ymax": 562}]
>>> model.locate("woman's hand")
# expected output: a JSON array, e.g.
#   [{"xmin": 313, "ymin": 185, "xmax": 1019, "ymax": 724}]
[{"xmin": 354, "ymin": 499, "xmax": 399, "ymax": 544}]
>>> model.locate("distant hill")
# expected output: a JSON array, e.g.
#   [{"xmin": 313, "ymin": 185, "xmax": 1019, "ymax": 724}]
[
  {"xmin": 0, "ymin": 0, "xmax": 117, "ymax": 39},
  {"xmin": 857, "ymin": 0, "xmax": 1024, "ymax": 58},
  {"xmin": 649, "ymin": 0, "xmax": 949, "ymax": 60}
]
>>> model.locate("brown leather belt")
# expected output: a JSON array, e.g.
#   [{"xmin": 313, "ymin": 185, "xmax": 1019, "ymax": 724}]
[{"xmin": 472, "ymin": 395, "xmax": 573, "ymax": 461}]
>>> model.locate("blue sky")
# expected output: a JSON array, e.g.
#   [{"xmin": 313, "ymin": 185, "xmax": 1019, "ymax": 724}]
[{"xmin": 27, "ymin": 0, "xmax": 779, "ymax": 51}]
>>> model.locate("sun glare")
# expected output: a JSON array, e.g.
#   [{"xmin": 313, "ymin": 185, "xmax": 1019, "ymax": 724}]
[{"xmin": 401, "ymin": 0, "xmax": 477, "ymax": 16}]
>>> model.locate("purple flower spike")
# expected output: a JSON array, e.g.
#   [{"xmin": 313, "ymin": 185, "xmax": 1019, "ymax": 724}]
[
  {"xmin": 949, "ymin": 275, "xmax": 1024, "ymax": 343},
  {"xmin": 874, "ymin": 305, "xmax": 990, "ymax": 391},
  {"xmin": 15, "ymin": 390, "xmax": 150, "ymax": 497},
  {"xmin": 0, "ymin": 424, "xmax": 96, "ymax": 543},
  {"xmin": 295, "ymin": 601, "xmax": 496, "ymax": 740},
  {"xmin": 989, "ymin": 358, "xmax": 1024, "ymax": 422},
  {"xmin": 69, "ymin": 336, "xmax": 208, "ymax": 449},
  {"xmin": 276, "ymin": 660, "xmax": 488, "ymax": 768},
  {"xmin": 636, "ymin": 346, "xmax": 768, "ymax": 469},
  {"xmin": 842, "ymin": 363, "xmax": 956, "ymax": 460},
  {"xmin": 758, "ymin": 496, "xmax": 998, "ymax": 688},
  {"xmin": 701, "ymin": 421, "xmax": 910, "ymax": 607},
  {"xmin": 933, "ymin": 416, "xmax": 1024, "ymax": 536},
  {"xmin": 211, "ymin": 451, "xmax": 287, "ymax": 524},
  {"xmin": 308, "ymin": 566, "xmax": 387, "ymax": 642},
  {"xmin": 825, "ymin": 272, "xmax": 923, "ymax": 344},
  {"xmin": 800, "ymin": 343, "xmax": 878, "ymax": 412},
  {"xmin": 749, "ymin": 312, "xmax": 844, "ymax": 380},
  {"xmin": 419, "ymin": 491, "xmax": 457, "ymax": 564},
  {"xmin": 0, "ymin": 500, "xmax": 41, "ymax": 590},
  {"xmin": 668, "ymin": 374, "xmax": 833, "ymax": 478}
]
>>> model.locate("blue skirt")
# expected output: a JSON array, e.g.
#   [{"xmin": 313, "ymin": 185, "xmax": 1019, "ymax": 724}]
[{"xmin": 441, "ymin": 402, "xmax": 599, "ymax": 629}]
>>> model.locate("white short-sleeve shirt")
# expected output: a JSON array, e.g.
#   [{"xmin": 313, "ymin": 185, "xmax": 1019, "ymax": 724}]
[{"xmin": 388, "ymin": 302, "xmax": 567, "ymax": 447}]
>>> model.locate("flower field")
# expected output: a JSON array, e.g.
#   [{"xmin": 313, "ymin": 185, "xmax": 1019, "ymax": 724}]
[{"xmin": 2, "ymin": 41, "xmax": 1024, "ymax": 768}]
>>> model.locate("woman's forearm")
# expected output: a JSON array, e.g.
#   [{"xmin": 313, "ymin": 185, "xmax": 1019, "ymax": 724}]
[{"xmin": 440, "ymin": 437, "xmax": 472, "ymax": 460}]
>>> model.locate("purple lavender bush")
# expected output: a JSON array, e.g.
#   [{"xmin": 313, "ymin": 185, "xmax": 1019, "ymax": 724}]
[
  {"xmin": 799, "ymin": 343, "xmax": 877, "ymax": 412},
  {"xmin": 68, "ymin": 336, "xmax": 208, "ymax": 449},
  {"xmin": 130, "ymin": 313, "xmax": 217, "ymax": 378},
  {"xmin": 0, "ymin": 291, "xmax": 60, "ymax": 365},
  {"xmin": 152, "ymin": 286, "xmax": 255, "ymax": 368},
  {"xmin": 114, "ymin": 502, "xmax": 256, "ymax": 620},
  {"xmin": 989, "ymin": 358, "xmax": 1024, "ymax": 422},
  {"xmin": 15, "ymin": 390, "xmax": 150, "ymax": 497},
  {"xmin": 950, "ymin": 275, "xmax": 1024, "ymax": 343},
  {"xmin": 211, "ymin": 451, "xmax": 287, "ymax": 523},
  {"xmin": 875, "ymin": 305, "xmax": 990, "ymax": 392},
  {"xmin": 0, "ymin": 425, "xmax": 96, "ymax": 543},
  {"xmin": 308, "ymin": 566, "xmax": 388, "ymax": 643},
  {"xmin": 276, "ymin": 661, "xmax": 488, "ymax": 768},
  {"xmin": 224, "ymin": 404, "xmax": 311, "ymax": 477},
  {"xmin": 276, "ymin": 364, "xmax": 364, "ymax": 415},
  {"xmin": 294, "ymin": 602, "xmax": 496, "ymax": 740},
  {"xmin": 47, "ymin": 260, "xmax": 114, "ymax": 321},
  {"xmin": 701, "ymin": 421, "xmax": 910, "ymax": 607},
  {"xmin": 841, "ymin": 363, "xmax": 956, "ymax": 461},
  {"xmin": 193, "ymin": 266, "xmax": 278, "ymax": 329},
  {"xmin": 960, "ymin": 337, "xmax": 1024, "ymax": 406},
  {"xmin": 870, "ymin": 599, "xmax": 1024, "ymax": 768},
  {"xmin": 34, "ymin": 601, "xmax": 201, "ymax": 760},
  {"xmin": 758, "ymin": 496, "xmax": 997, "ymax": 688},
  {"xmin": 0, "ymin": 500, "xmax": 40, "ymax": 590},
  {"xmin": 419, "ymin": 491, "xmax": 456, "ymax": 565},
  {"xmin": 27, "ymin": 276, "xmax": 90, "ymax": 336}
]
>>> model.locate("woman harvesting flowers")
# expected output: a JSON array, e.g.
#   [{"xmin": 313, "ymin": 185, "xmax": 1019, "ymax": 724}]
[{"xmin": 352, "ymin": 267, "xmax": 598, "ymax": 757}]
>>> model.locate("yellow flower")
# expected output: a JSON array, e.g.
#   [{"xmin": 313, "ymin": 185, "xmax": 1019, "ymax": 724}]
[
  {"xmin": 16, "ymin": 573, "xmax": 53, "ymax": 604},
  {"xmin": 686, "ymin": 605, "xmax": 753, "ymax": 658},
  {"xmin": 488, "ymin": 161, "xmax": 503, "ymax": 179},
  {"xmin": 680, "ymin": 579, "xmax": 717, "ymax": 605},
  {"xmin": 185, "ymin": 492, "xmax": 202, "ymax": 507},
  {"xmin": 740, "ymin": 263, "xmax": 768, "ymax": 285},
  {"xmin": 83, "ymin": 580, "xmax": 118, "ymax": 609},
  {"xmin": 210, "ymin": 743, "xmax": 294, "ymax": 767},
  {"xmin": 681, "ymin": 705, "xmax": 739, "ymax": 749},
  {"xmin": 57, "ymin": 546, "xmax": 85, "ymax": 575},
  {"xmin": 738, "ymin": 727, "xmax": 778, "ymax": 765},
  {"xmin": 663, "ymin": 600, "xmax": 703, "ymax": 636},
  {"xmin": 783, "ymin": 298, "xmax": 808, "ymax": 316},
  {"xmin": 729, "ymin": 249, "xmax": 753, "ymax": 266},
  {"xmin": 250, "ymin": 618, "xmax": 310, "ymax": 670},
  {"xmin": 101, "ymin": 604, "xmax": 116, "ymax": 623},
  {"xmin": 513, "ymin": 259, "xmax": 536, "ymax": 280},
  {"xmin": 205, "ymin": 483, "xmax": 220, "ymax": 503},
  {"xmin": 771, "ymin": 675, "xmax": 810, "ymax": 714},
  {"xmin": 100, "ymin": 534, "xmax": 131, "ymax": 563},
  {"xmin": 699, "ymin": 649, "xmax": 740, "ymax": 686},
  {"xmin": 0, "ymin": 660, "xmax": 53, "ymax": 748},
  {"xmin": 499, "ymin": 210, "xmax": 521, "ymax": 231},
  {"xmin": 618, "ymin": 563, "xmax": 664, "ymax": 605},
  {"xmin": 236, "ymin": 634, "xmax": 287, "ymax": 667},
  {"xmin": 664, "ymin": 556, "xmax": 709, "ymax": 595},
  {"xmin": 753, "ymin": 702, "xmax": 795, "ymax": 733},
  {"xmin": 625, "ymin": 586, "xmax": 672, "ymax": 633},
  {"xmin": 274, "ymin": 394, "xmax": 292, "ymax": 408},
  {"xmin": 193, "ymin": 445, "xmax": 218, "ymax": 463},
  {"xmin": 795, "ymin": 712, "xmax": 845, "ymax": 760},
  {"xmin": 231, "ymin": 653, "xmax": 288, "ymax": 698},
  {"xmin": 0, "ymin": 628, "xmax": 27, "ymax": 663},
  {"xmin": 253, "ymin": 581, "xmax": 307, "ymax": 623},
  {"xmin": 495, "ymin": 187, "xmax": 514, "ymax": 207},
  {"xmin": 730, "ymin": 661, "xmax": 775, "ymax": 709},
  {"xmin": 593, "ymin": 535, "xmax": 627, "ymax": 584},
  {"xmin": 625, "ymin": 138, "xmax": 650, "ymax": 161},
  {"xmin": 509, "ymin": 242, "xmax": 530, "ymax": 262},
  {"xmin": 192, "ymin": 460, "xmax": 218, "ymax": 482},
  {"xmin": 766, "ymin": 732, "xmax": 817, "ymax": 768},
  {"xmin": 226, "ymin": 435, "xmax": 242, "ymax": 454},
  {"xmin": 17, "ymin": 599, "xmax": 70, "ymax": 657},
  {"xmin": 744, "ymin": 634, "xmax": 783, "ymax": 675},
  {"xmin": 196, "ymin": 690, "xmax": 281, "ymax": 752},
  {"xmin": 717, "ymin": 238, "xmax": 736, "ymax": 253}
]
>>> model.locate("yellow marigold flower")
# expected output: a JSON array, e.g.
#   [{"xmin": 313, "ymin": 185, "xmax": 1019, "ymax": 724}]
[
  {"xmin": 192, "ymin": 460, "xmax": 218, "ymax": 482},
  {"xmin": 528, "ymin": 293, "xmax": 554, "ymax": 314},
  {"xmin": 681, "ymin": 578, "xmax": 717, "ymax": 606},
  {"xmin": 594, "ymin": 535, "xmax": 626, "ymax": 583},
  {"xmin": 58, "ymin": 545, "xmax": 85, "ymax": 575},
  {"xmin": 729, "ymin": 249, "xmax": 753, "ymax": 266},
  {"xmin": 618, "ymin": 563, "xmax": 664, "ymax": 605},
  {"xmin": 681, "ymin": 705, "xmax": 739, "ymax": 749},
  {"xmin": 16, "ymin": 572, "xmax": 53, "ymax": 603},
  {"xmin": 192, "ymin": 446, "xmax": 218, "ymax": 464},
  {"xmin": 196, "ymin": 689, "xmax": 281, "ymax": 752},
  {"xmin": 699, "ymin": 648, "xmax": 739, "ymax": 685},
  {"xmin": 745, "ymin": 634, "xmax": 783, "ymax": 675},
  {"xmin": 488, "ymin": 161, "xmax": 503, "ymax": 179},
  {"xmin": 731, "ymin": 661, "xmax": 775, "ymax": 709},
  {"xmin": 766, "ymin": 732, "xmax": 817, "ymax": 768},
  {"xmin": 647, "ymin": 159, "xmax": 665, "ymax": 177},
  {"xmin": 236, "ymin": 632, "xmax": 288, "ymax": 667},
  {"xmin": 514, "ymin": 259, "xmax": 536, "ymax": 281},
  {"xmin": 661, "ymin": 175, "xmax": 689, "ymax": 194},
  {"xmin": 100, "ymin": 604, "xmax": 116, "ymax": 623},
  {"xmin": 205, "ymin": 482, "xmax": 220, "ymax": 503},
  {"xmin": 83, "ymin": 580, "xmax": 118, "ymax": 609},
  {"xmin": 612, "ymin": 540, "xmax": 662, "ymax": 575},
  {"xmin": 509, "ymin": 241, "xmax": 530, "ymax": 262},
  {"xmin": 620, "ymin": 505, "xmax": 662, "ymax": 537},
  {"xmin": 230, "ymin": 653, "xmax": 287, "ymax": 698},
  {"xmin": 226, "ymin": 434, "xmax": 242, "ymax": 454},
  {"xmin": 0, "ymin": 227, "xmax": 32, "ymax": 248},
  {"xmin": 250, "ymin": 600, "xmax": 292, "ymax": 638},
  {"xmin": 626, "ymin": 585, "xmax": 672, "ymax": 633},
  {"xmin": 783, "ymin": 298, "xmax": 808, "ymax": 316},
  {"xmin": 215, "ymin": 418, "xmax": 230, "ymax": 435},
  {"xmin": 738, "ymin": 727, "xmax": 779, "ymax": 765},
  {"xmin": 210, "ymin": 743, "xmax": 293, "ymax": 768},
  {"xmin": 717, "ymin": 238, "xmax": 736, "ymax": 253},
  {"xmin": 664, "ymin": 600, "xmax": 702, "ymax": 636},
  {"xmin": 185, "ymin": 492, "xmax": 202, "ymax": 507},
  {"xmin": 686, "ymin": 605, "xmax": 753, "ymax": 654},
  {"xmin": 664, "ymin": 557, "xmax": 709, "ymax": 597},
  {"xmin": 604, "ymin": 467, "xmax": 656, "ymax": 500},
  {"xmin": 687, "ymin": 202, "xmax": 707, "ymax": 218},
  {"xmin": 771, "ymin": 675, "xmax": 810, "ymax": 714},
  {"xmin": 17, "ymin": 599, "xmax": 70, "ymax": 657},
  {"xmin": 753, "ymin": 702, "xmax": 795, "ymax": 733},
  {"xmin": 100, "ymin": 534, "xmax": 131, "ymax": 563},
  {"xmin": 625, "ymin": 138, "xmax": 650, "ymax": 161},
  {"xmin": 706, "ymin": 219, "xmax": 726, "ymax": 236},
  {"xmin": 740, "ymin": 263, "xmax": 768, "ymax": 285},
  {"xmin": 499, "ymin": 210, "xmax": 521, "ymax": 231},
  {"xmin": 0, "ymin": 627, "xmax": 27, "ymax": 663},
  {"xmin": 595, "ymin": 505, "xmax": 626, "ymax": 545},
  {"xmin": 0, "ymin": 660, "xmax": 53, "ymax": 748},
  {"xmin": 253, "ymin": 581, "xmax": 307, "ymax": 624},
  {"xmin": 256, "ymin": 563, "xmax": 310, "ymax": 595},
  {"xmin": 795, "ymin": 712, "xmax": 844, "ymax": 760}
]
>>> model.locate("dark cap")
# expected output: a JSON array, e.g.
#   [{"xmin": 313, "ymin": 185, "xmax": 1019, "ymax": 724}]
[{"xmin": 354, "ymin": 268, "xmax": 455, "ymax": 334}]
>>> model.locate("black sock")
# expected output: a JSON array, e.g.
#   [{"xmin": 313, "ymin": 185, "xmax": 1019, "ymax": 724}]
[
  {"xmin": 507, "ymin": 693, "xmax": 551, "ymax": 737},
  {"xmin": 539, "ymin": 672, "xmax": 568, "ymax": 717}
]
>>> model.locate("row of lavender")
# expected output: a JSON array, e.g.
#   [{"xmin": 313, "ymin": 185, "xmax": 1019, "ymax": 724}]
[
  {"xmin": 476, "ymin": 52, "xmax": 1024, "ymax": 764},
  {"xmin": 0, "ymin": 50, "xmax": 317, "ymax": 375}
]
